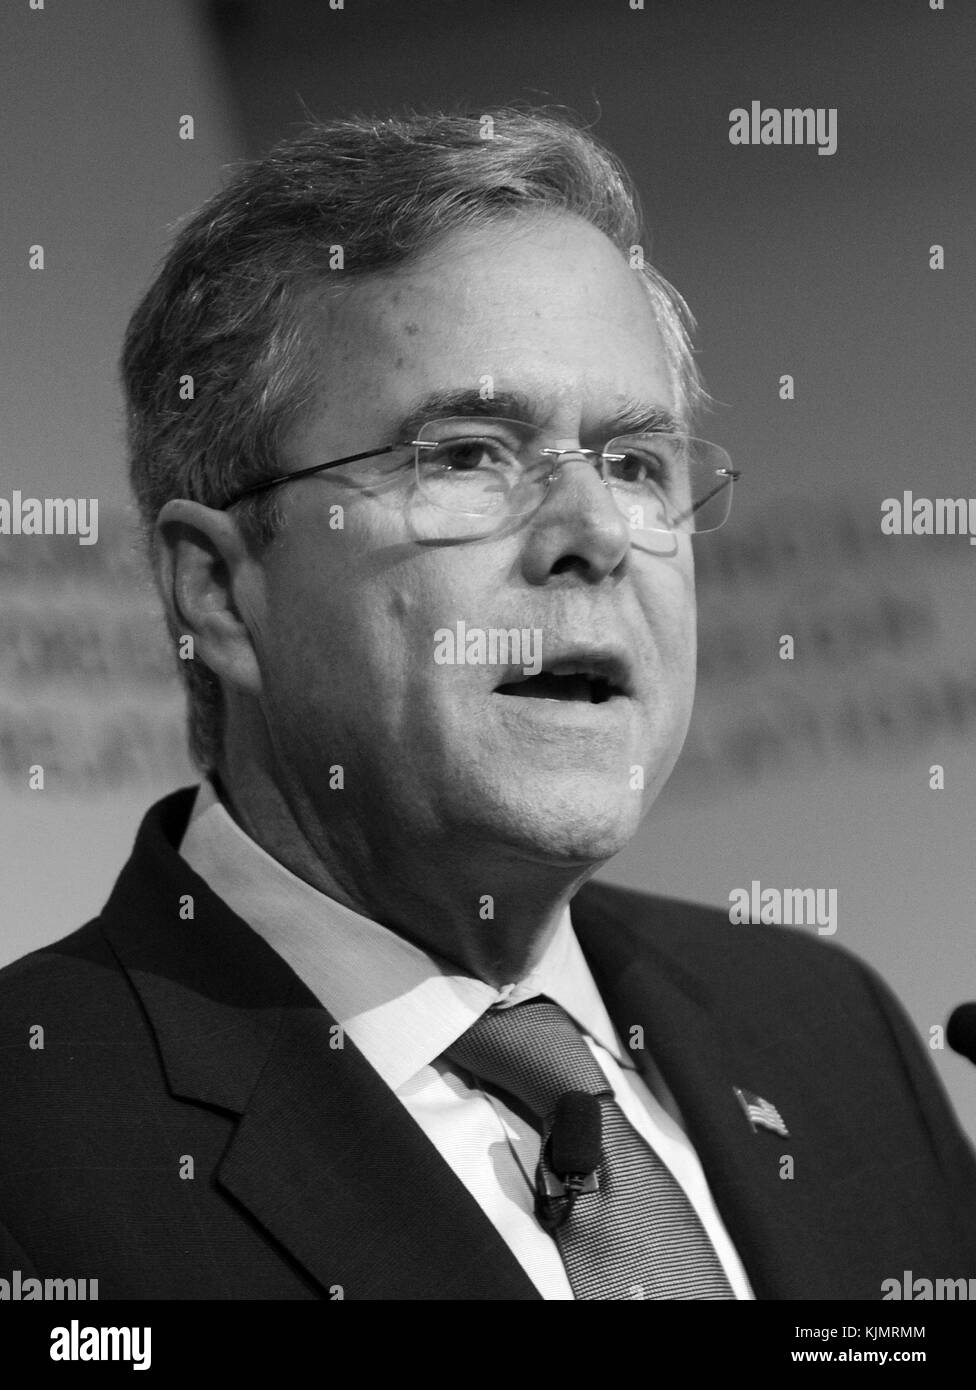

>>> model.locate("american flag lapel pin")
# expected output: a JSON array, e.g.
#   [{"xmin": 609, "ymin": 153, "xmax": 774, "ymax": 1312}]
[{"xmin": 733, "ymin": 1086, "xmax": 790, "ymax": 1137}]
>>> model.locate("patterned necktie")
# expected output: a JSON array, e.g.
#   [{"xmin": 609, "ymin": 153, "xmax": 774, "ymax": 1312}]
[{"xmin": 446, "ymin": 997, "xmax": 734, "ymax": 1300}]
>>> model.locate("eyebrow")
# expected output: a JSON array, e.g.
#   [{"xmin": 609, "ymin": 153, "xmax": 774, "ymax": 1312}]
[{"xmin": 392, "ymin": 389, "xmax": 684, "ymax": 441}]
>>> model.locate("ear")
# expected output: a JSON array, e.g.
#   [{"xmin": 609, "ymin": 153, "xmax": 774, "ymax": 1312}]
[{"xmin": 153, "ymin": 499, "xmax": 266, "ymax": 698}]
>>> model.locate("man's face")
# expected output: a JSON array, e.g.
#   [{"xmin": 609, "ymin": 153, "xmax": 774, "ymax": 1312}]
[{"xmin": 249, "ymin": 213, "xmax": 697, "ymax": 867}]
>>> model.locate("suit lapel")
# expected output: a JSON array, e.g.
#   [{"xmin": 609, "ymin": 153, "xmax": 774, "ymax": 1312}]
[
  {"xmin": 98, "ymin": 790, "xmax": 539, "ymax": 1300},
  {"xmin": 213, "ymin": 984, "xmax": 539, "ymax": 1299},
  {"xmin": 572, "ymin": 882, "xmax": 881, "ymax": 1300},
  {"xmin": 581, "ymin": 946, "xmax": 802, "ymax": 1300}
]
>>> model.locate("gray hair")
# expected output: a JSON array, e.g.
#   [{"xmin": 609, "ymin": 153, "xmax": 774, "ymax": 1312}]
[{"xmin": 121, "ymin": 106, "xmax": 708, "ymax": 771}]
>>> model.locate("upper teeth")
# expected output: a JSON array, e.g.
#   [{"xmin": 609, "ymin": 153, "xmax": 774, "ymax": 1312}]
[{"xmin": 548, "ymin": 664, "xmax": 601, "ymax": 679}]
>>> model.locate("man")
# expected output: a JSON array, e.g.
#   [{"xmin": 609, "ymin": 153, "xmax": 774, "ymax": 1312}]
[{"xmin": 1, "ymin": 109, "xmax": 974, "ymax": 1301}]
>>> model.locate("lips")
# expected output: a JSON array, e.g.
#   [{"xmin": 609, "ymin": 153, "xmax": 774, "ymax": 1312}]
[{"xmin": 494, "ymin": 654, "xmax": 631, "ymax": 704}]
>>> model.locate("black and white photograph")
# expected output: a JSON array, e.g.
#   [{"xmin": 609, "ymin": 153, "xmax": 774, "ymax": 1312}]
[{"xmin": 1, "ymin": 0, "xmax": 974, "ymax": 1355}]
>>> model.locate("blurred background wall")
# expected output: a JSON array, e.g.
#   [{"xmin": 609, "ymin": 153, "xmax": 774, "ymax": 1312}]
[{"xmin": 2, "ymin": 0, "xmax": 974, "ymax": 1137}]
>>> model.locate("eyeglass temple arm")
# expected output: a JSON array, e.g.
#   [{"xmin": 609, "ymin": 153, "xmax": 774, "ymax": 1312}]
[
  {"xmin": 223, "ymin": 445, "xmax": 397, "ymax": 507},
  {"xmin": 667, "ymin": 469, "xmax": 742, "ymax": 529}
]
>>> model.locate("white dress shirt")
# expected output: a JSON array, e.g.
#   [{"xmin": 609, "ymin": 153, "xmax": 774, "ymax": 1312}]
[{"xmin": 179, "ymin": 779, "xmax": 754, "ymax": 1299}]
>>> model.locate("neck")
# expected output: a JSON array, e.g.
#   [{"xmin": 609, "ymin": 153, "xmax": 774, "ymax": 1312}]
[{"xmin": 211, "ymin": 757, "xmax": 599, "ymax": 987}]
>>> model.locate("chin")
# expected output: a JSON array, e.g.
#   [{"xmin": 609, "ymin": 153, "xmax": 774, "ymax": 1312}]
[{"xmin": 484, "ymin": 782, "xmax": 647, "ymax": 866}]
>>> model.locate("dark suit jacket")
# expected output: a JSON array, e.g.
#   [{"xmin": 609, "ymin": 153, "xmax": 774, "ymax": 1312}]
[{"xmin": 1, "ymin": 787, "xmax": 975, "ymax": 1300}]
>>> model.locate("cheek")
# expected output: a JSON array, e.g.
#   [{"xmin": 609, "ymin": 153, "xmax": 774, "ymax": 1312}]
[
  {"xmin": 641, "ymin": 553, "xmax": 696, "ymax": 661},
  {"xmin": 259, "ymin": 535, "xmax": 482, "ymax": 713},
  {"xmin": 250, "ymin": 549, "xmax": 358, "ymax": 716}
]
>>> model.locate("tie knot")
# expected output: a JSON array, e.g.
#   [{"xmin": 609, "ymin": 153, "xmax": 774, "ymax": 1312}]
[{"xmin": 446, "ymin": 997, "xmax": 612, "ymax": 1122}]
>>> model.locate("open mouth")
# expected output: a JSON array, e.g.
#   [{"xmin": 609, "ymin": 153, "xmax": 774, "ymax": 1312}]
[{"xmin": 495, "ymin": 664, "xmax": 627, "ymax": 705}]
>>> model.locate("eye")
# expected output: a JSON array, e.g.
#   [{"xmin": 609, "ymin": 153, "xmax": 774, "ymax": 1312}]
[
  {"xmin": 606, "ymin": 438, "xmax": 674, "ymax": 488},
  {"xmin": 427, "ymin": 435, "xmax": 520, "ymax": 472}
]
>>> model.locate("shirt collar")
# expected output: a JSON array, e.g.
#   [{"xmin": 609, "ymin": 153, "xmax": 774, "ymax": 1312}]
[{"xmin": 179, "ymin": 779, "xmax": 629, "ymax": 1091}]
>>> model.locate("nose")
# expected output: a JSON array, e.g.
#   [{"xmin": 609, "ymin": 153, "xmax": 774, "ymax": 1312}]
[
  {"xmin": 541, "ymin": 446, "xmax": 604, "ymax": 471},
  {"xmin": 521, "ymin": 448, "xmax": 632, "ymax": 581},
  {"xmin": 542, "ymin": 447, "xmax": 620, "ymax": 517}
]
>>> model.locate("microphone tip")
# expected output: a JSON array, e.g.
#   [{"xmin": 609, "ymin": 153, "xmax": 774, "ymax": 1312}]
[
  {"xmin": 947, "ymin": 1002, "xmax": 976, "ymax": 1064},
  {"xmin": 549, "ymin": 1091, "xmax": 602, "ymax": 1175}
]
